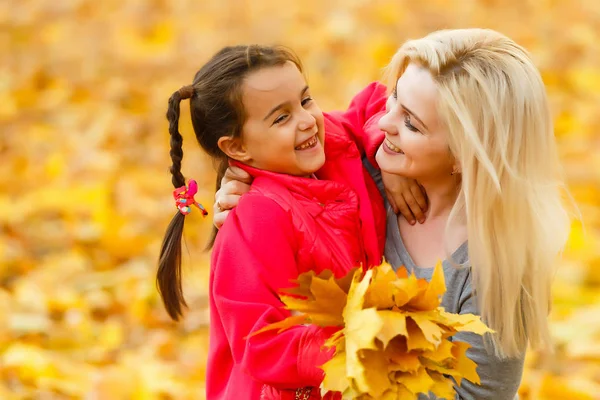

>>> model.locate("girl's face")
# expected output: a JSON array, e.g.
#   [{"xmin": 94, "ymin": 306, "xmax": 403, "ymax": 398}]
[
  {"xmin": 235, "ymin": 61, "xmax": 326, "ymax": 176},
  {"xmin": 375, "ymin": 63, "xmax": 455, "ymax": 183}
]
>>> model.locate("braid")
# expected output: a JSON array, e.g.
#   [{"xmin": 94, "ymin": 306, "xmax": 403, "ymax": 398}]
[
  {"xmin": 166, "ymin": 91, "xmax": 187, "ymax": 188},
  {"xmin": 158, "ymin": 88, "xmax": 195, "ymax": 321}
]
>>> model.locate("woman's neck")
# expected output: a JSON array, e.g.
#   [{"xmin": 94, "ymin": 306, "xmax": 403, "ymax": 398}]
[
  {"xmin": 396, "ymin": 176, "xmax": 466, "ymax": 268},
  {"xmin": 420, "ymin": 176, "xmax": 461, "ymax": 219}
]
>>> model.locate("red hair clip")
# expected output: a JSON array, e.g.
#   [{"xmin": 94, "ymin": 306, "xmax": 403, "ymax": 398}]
[{"xmin": 173, "ymin": 180, "xmax": 208, "ymax": 216}]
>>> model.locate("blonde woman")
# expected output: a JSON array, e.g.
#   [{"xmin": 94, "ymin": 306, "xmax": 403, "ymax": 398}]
[{"xmin": 213, "ymin": 29, "xmax": 571, "ymax": 399}]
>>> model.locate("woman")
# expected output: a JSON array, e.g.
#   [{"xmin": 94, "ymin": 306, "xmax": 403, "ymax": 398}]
[{"xmin": 213, "ymin": 29, "xmax": 571, "ymax": 399}]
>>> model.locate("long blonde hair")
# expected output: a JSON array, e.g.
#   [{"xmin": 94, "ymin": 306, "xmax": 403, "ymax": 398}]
[{"xmin": 384, "ymin": 29, "xmax": 571, "ymax": 358}]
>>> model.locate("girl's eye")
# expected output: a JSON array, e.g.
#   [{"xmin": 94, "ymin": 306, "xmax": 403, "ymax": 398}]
[
  {"xmin": 301, "ymin": 96, "xmax": 313, "ymax": 106},
  {"xmin": 392, "ymin": 88, "xmax": 398, "ymax": 100},
  {"xmin": 404, "ymin": 114, "xmax": 419, "ymax": 133},
  {"xmin": 273, "ymin": 114, "xmax": 288, "ymax": 125}
]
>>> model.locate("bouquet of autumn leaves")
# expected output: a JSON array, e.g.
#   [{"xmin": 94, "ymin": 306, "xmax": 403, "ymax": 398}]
[{"xmin": 251, "ymin": 263, "xmax": 493, "ymax": 399}]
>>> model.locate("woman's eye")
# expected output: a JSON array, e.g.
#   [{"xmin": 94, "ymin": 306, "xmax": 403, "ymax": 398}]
[
  {"xmin": 273, "ymin": 114, "xmax": 288, "ymax": 125},
  {"xmin": 404, "ymin": 114, "xmax": 419, "ymax": 132},
  {"xmin": 301, "ymin": 96, "xmax": 313, "ymax": 106},
  {"xmin": 392, "ymin": 88, "xmax": 398, "ymax": 100}
]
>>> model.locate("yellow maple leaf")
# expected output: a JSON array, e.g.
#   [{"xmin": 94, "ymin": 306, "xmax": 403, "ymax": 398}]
[
  {"xmin": 280, "ymin": 274, "xmax": 348, "ymax": 326},
  {"xmin": 452, "ymin": 341, "xmax": 479, "ymax": 386},
  {"xmin": 343, "ymin": 269, "xmax": 385, "ymax": 394},
  {"xmin": 421, "ymin": 357, "xmax": 456, "ymax": 377},
  {"xmin": 405, "ymin": 317, "xmax": 436, "ymax": 351},
  {"xmin": 345, "ymin": 308, "xmax": 384, "ymax": 382},
  {"xmin": 396, "ymin": 384, "xmax": 417, "ymax": 400},
  {"xmin": 335, "ymin": 268, "xmax": 363, "ymax": 294},
  {"xmin": 376, "ymin": 310, "xmax": 408, "ymax": 347},
  {"xmin": 379, "ymin": 388, "xmax": 401, "ymax": 400},
  {"xmin": 429, "ymin": 371, "xmax": 457, "ymax": 400},
  {"xmin": 394, "ymin": 367, "xmax": 434, "ymax": 395},
  {"xmin": 386, "ymin": 337, "xmax": 422, "ymax": 373},
  {"xmin": 421, "ymin": 339, "xmax": 455, "ymax": 364},
  {"xmin": 324, "ymin": 328, "xmax": 345, "ymax": 349},
  {"xmin": 396, "ymin": 266, "xmax": 409, "ymax": 279},
  {"xmin": 247, "ymin": 314, "xmax": 310, "ymax": 338},
  {"xmin": 281, "ymin": 270, "xmax": 327, "ymax": 299},
  {"xmin": 345, "ymin": 309, "xmax": 383, "ymax": 350},
  {"xmin": 283, "ymin": 268, "xmax": 361, "ymax": 299},
  {"xmin": 364, "ymin": 263, "xmax": 398, "ymax": 309},
  {"xmin": 321, "ymin": 351, "xmax": 350, "ymax": 393},
  {"xmin": 406, "ymin": 261, "xmax": 446, "ymax": 311},
  {"xmin": 406, "ymin": 312, "xmax": 445, "ymax": 346},
  {"xmin": 345, "ymin": 269, "xmax": 373, "ymax": 316},
  {"xmin": 392, "ymin": 270, "xmax": 421, "ymax": 308},
  {"xmin": 354, "ymin": 349, "xmax": 392, "ymax": 398}
]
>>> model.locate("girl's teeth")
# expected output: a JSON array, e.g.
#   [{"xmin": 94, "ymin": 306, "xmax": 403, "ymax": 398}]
[{"xmin": 297, "ymin": 135, "xmax": 317, "ymax": 150}]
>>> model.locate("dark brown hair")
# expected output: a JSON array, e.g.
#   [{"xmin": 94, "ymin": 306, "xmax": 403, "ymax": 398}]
[{"xmin": 157, "ymin": 45, "xmax": 303, "ymax": 320}]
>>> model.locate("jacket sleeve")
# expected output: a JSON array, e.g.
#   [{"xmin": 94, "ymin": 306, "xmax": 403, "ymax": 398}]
[
  {"xmin": 327, "ymin": 81, "xmax": 388, "ymax": 166},
  {"xmin": 211, "ymin": 194, "xmax": 335, "ymax": 389}
]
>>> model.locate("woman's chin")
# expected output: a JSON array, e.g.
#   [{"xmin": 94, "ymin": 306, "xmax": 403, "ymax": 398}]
[{"xmin": 376, "ymin": 147, "xmax": 406, "ymax": 176}]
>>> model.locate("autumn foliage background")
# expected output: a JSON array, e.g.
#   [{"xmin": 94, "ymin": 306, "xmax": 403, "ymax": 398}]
[{"xmin": 1, "ymin": 0, "xmax": 599, "ymax": 399}]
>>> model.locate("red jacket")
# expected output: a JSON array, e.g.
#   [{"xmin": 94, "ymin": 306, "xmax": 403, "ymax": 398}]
[{"xmin": 206, "ymin": 83, "xmax": 387, "ymax": 400}]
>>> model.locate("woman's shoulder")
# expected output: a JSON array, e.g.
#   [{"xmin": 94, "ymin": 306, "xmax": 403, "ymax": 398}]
[{"xmin": 439, "ymin": 262, "xmax": 473, "ymax": 314}]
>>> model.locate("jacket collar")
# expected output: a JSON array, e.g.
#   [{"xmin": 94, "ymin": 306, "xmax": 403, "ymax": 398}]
[{"xmin": 229, "ymin": 160, "xmax": 354, "ymax": 206}]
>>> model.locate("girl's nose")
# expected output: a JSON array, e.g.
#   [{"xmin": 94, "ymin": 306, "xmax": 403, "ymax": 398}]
[{"xmin": 298, "ymin": 109, "xmax": 317, "ymax": 131}]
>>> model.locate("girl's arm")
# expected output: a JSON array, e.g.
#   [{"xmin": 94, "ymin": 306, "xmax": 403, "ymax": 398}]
[
  {"xmin": 326, "ymin": 81, "xmax": 388, "ymax": 166},
  {"xmin": 211, "ymin": 194, "xmax": 335, "ymax": 388},
  {"xmin": 327, "ymin": 83, "xmax": 428, "ymax": 222}
]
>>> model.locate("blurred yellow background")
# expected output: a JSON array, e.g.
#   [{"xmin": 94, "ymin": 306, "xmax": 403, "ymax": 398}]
[{"xmin": 1, "ymin": 0, "xmax": 599, "ymax": 399}]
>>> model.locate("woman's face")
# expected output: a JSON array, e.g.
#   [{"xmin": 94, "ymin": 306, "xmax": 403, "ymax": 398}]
[{"xmin": 376, "ymin": 63, "xmax": 456, "ymax": 183}]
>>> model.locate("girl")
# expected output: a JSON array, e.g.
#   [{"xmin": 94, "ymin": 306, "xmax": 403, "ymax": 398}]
[
  {"xmin": 156, "ymin": 45, "xmax": 390, "ymax": 400},
  {"xmin": 214, "ymin": 29, "xmax": 572, "ymax": 399}
]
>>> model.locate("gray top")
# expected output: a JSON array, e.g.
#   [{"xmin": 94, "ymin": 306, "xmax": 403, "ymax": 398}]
[{"xmin": 367, "ymin": 161, "xmax": 524, "ymax": 400}]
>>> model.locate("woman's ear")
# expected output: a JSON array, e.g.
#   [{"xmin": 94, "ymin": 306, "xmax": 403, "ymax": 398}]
[
  {"xmin": 218, "ymin": 136, "xmax": 252, "ymax": 162},
  {"xmin": 448, "ymin": 150, "xmax": 461, "ymax": 174}
]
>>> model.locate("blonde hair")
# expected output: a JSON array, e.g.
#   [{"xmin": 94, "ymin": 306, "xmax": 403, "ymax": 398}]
[{"xmin": 384, "ymin": 29, "xmax": 571, "ymax": 358}]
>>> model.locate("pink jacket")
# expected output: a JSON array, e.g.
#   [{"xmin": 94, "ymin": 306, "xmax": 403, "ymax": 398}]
[{"xmin": 206, "ymin": 83, "xmax": 388, "ymax": 400}]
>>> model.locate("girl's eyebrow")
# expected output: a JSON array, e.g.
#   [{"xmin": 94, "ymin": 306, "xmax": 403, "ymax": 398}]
[{"xmin": 262, "ymin": 86, "xmax": 309, "ymax": 121}]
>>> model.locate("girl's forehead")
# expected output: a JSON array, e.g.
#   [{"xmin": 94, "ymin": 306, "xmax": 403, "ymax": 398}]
[
  {"xmin": 243, "ymin": 62, "xmax": 305, "ymax": 94},
  {"xmin": 242, "ymin": 62, "xmax": 308, "ymax": 118}
]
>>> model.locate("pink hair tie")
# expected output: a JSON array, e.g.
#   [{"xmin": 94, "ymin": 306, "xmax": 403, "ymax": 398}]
[{"xmin": 173, "ymin": 180, "xmax": 208, "ymax": 216}]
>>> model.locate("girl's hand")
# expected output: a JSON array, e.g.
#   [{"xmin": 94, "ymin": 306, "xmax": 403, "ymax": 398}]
[
  {"xmin": 381, "ymin": 171, "xmax": 428, "ymax": 224},
  {"xmin": 213, "ymin": 166, "xmax": 253, "ymax": 229}
]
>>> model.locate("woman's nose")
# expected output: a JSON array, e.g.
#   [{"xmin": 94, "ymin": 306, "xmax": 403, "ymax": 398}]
[{"xmin": 378, "ymin": 111, "xmax": 398, "ymax": 136}]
